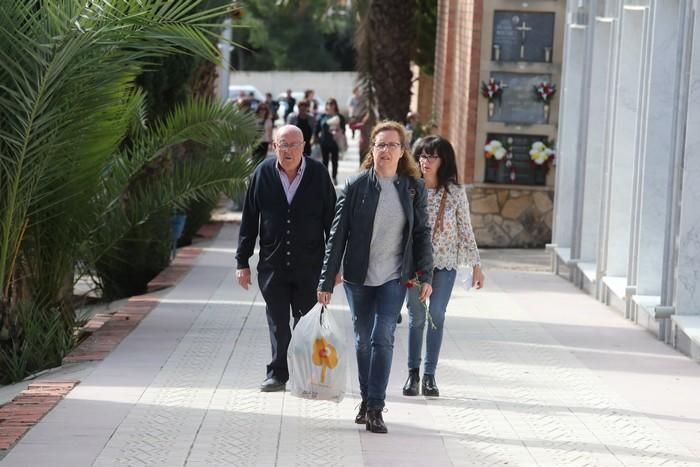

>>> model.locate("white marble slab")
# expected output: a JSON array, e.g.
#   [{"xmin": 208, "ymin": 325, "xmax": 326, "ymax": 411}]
[
  {"xmin": 675, "ymin": 5, "xmax": 700, "ymax": 317},
  {"xmin": 553, "ymin": 25, "xmax": 587, "ymax": 248},
  {"xmin": 578, "ymin": 19, "xmax": 616, "ymax": 263},
  {"xmin": 602, "ymin": 7, "xmax": 647, "ymax": 277},
  {"xmin": 634, "ymin": 0, "xmax": 682, "ymax": 296}
]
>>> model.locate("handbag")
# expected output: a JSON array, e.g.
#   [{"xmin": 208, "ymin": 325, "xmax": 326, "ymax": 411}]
[{"xmin": 332, "ymin": 128, "xmax": 348, "ymax": 153}]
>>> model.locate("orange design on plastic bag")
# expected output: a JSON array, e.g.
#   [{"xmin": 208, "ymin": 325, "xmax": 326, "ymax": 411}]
[{"xmin": 312, "ymin": 337, "xmax": 338, "ymax": 384}]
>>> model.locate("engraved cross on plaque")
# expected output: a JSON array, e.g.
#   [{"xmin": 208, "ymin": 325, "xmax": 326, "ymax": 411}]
[{"xmin": 515, "ymin": 21, "xmax": 532, "ymax": 60}]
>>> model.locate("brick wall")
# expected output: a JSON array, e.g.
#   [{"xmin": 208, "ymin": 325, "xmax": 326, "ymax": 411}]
[
  {"xmin": 433, "ymin": 0, "xmax": 482, "ymax": 184},
  {"xmin": 417, "ymin": 70, "xmax": 434, "ymax": 121}
]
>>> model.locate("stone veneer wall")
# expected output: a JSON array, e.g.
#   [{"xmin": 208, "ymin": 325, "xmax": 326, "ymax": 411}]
[{"xmin": 467, "ymin": 184, "xmax": 553, "ymax": 247}]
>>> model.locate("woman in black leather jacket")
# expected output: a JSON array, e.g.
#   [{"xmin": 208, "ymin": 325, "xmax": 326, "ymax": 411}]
[{"xmin": 317, "ymin": 121, "xmax": 434, "ymax": 434}]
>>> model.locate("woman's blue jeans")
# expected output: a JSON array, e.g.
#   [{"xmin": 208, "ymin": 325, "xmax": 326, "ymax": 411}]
[
  {"xmin": 407, "ymin": 268, "xmax": 457, "ymax": 375},
  {"xmin": 344, "ymin": 279, "xmax": 406, "ymax": 410}
]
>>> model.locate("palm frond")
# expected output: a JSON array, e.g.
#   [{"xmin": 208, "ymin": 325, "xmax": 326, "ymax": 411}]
[
  {"xmin": 0, "ymin": 0, "xmax": 241, "ymax": 304},
  {"xmin": 87, "ymin": 99, "xmax": 257, "ymax": 267}
]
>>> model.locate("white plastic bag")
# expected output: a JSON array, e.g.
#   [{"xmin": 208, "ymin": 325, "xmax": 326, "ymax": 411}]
[
  {"xmin": 457, "ymin": 266, "xmax": 473, "ymax": 292},
  {"xmin": 288, "ymin": 303, "xmax": 346, "ymax": 402},
  {"xmin": 310, "ymin": 143, "xmax": 322, "ymax": 161}
]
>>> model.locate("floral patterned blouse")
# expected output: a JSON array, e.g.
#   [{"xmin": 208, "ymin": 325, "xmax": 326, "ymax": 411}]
[{"xmin": 426, "ymin": 184, "xmax": 481, "ymax": 270}]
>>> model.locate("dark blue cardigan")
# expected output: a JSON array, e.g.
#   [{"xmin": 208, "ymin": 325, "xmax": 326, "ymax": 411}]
[{"xmin": 236, "ymin": 157, "xmax": 336, "ymax": 273}]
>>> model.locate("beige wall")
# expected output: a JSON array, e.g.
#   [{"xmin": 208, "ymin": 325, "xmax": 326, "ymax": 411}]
[
  {"xmin": 229, "ymin": 71, "xmax": 357, "ymax": 113},
  {"xmin": 474, "ymin": 0, "xmax": 566, "ymax": 186}
]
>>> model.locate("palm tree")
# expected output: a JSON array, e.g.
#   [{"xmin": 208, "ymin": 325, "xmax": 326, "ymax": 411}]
[
  {"xmin": 354, "ymin": 0, "xmax": 417, "ymax": 122},
  {"xmin": 0, "ymin": 0, "xmax": 256, "ymax": 382},
  {"xmin": 91, "ymin": 97, "xmax": 257, "ymax": 299}
]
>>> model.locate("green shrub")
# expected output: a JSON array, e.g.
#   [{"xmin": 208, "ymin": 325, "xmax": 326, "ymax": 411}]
[
  {"xmin": 0, "ymin": 302, "xmax": 73, "ymax": 384},
  {"xmin": 179, "ymin": 196, "xmax": 219, "ymax": 247}
]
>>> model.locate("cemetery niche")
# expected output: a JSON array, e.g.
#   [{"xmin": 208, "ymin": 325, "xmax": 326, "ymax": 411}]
[
  {"xmin": 492, "ymin": 11, "xmax": 555, "ymax": 63},
  {"xmin": 484, "ymin": 133, "xmax": 552, "ymax": 186},
  {"xmin": 489, "ymin": 72, "xmax": 552, "ymax": 125}
]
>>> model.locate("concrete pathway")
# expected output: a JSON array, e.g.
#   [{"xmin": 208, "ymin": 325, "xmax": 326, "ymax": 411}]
[
  {"xmin": 1, "ymin": 224, "xmax": 699, "ymax": 466},
  {"xmin": 2, "ymin": 133, "xmax": 700, "ymax": 466}
]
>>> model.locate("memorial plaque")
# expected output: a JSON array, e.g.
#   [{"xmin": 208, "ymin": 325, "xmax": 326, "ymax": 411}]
[
  {"xmin": 490, "ymin": 72, "xmax": 551, "ymax": 125},
  {"xmin": 484, "ymin": 133, "xmax": 548, "ymax": 186},
  {"xmin": 492, "ymin": 11, "xmax": 555, "ymax": 62}
]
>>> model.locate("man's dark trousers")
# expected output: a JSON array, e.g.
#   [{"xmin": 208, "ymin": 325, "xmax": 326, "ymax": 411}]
[{"xmin": 258, "ymin": 267, "xmax": 319, "ymax": 382}]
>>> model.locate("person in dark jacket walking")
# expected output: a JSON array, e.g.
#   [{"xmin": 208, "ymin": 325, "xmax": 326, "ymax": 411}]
[
  {"xmin": 314, "ymin": 98, "xmax": 345, "ymax": 185},
  {"xmin": 317, "ymin": 121, "xmax": 433, "ymax": 434},
  {"xmin": 236, "ymin": 125, "xmax": 337, "ymax": 392},
  {"xmin": 286, "ymin": 100, "xmax": 315, "ymax": 156}
]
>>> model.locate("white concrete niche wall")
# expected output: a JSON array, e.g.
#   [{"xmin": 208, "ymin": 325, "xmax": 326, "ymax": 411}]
[
  {"xmin": 632, "ymin": 0, "xmax": 683, "ymax": 300},
  {"xmin": 576, "ymin": 17, "xmax": 616, "ymax": 266},
  {"xmin": 600, "ymin": 6, "xmax": 648, "ymax": 283},
  {"xmin": 552, "ymin": 23, "xmax": 588, "ymax": 250},
  {"xmin": 674, "ymin": 2, "xmax": 700, "ymax": 318}
]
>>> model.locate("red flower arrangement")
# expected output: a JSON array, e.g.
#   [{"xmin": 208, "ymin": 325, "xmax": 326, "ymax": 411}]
[
  {"xmin": 534, "ymin": 82, "xmax": 557, "ymax": 103},
  {"xmin": 406, "ymin": 271, "xmax": 436, "ymax": 330},
  {"xmin": 481, "ymin": 78, "xmax": 506, "ymax": 102}
]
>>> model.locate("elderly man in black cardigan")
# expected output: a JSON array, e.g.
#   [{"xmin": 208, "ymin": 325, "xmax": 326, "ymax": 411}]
[{"xmin": 236, "ymin": 125, "xmax": 337, "ymax": 392}]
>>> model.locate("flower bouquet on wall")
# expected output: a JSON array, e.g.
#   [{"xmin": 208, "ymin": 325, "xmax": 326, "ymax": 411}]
[
  {"xmin": 481, "ymin": 78, "xmax": 506, "ymax": 118},
  {"xmin": 533, "ymin": 82, "xmax": 557, "ymax": 122},
  {"xmin": 529, "ymin": 140, "xmax": 556, "ymax": 174},
  {"xmin": 485, "ymin": 139, "xmax": 516, "ymax": 182}
]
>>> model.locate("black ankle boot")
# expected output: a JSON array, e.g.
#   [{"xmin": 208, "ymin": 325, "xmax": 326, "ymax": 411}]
[
  {"xmin": 365, "ymin": 409, "xmax": 388, "ymax": 434},
  {"xmin": 402, "ymin": 368, "xmax": 420, "ymax": 396},
  {"xmin": 422, "ymin": 374, "xmax": 439, "ymax": 397},
  {"xmin": 355, "ymin": 400, "xmax": 368, "ymax": 424}
]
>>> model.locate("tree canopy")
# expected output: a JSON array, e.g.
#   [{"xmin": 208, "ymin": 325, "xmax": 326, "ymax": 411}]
[{"xmin": 233, "ymin": 0, "xmax": 355, "ymax": 71}]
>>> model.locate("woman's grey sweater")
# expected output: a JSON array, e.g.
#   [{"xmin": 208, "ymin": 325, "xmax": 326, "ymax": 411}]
[{"xmin": 364, "ymin": 176, "xmax": 406, "ymax": 286}]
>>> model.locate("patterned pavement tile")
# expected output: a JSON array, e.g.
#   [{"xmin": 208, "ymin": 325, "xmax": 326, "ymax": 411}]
[{"xmin": 3, "ymin": 223, "xmax": 700, "ymax": 466}]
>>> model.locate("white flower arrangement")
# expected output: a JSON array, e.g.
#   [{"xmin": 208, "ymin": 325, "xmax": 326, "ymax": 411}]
[
  {"xmin": 484, "ymin": 140, "xmax": 509, "ymax": 160},
  {"xmin": 529, "ymin": 141, "xmax": 555, "ymax": 165}
]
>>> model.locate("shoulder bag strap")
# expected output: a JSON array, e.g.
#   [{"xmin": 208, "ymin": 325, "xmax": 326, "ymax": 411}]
[{"xmin": 432, "ymin": 188, "xmax": 448, "ymax": 241}]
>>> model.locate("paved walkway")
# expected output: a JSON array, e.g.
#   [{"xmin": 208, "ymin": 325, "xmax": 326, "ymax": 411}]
[
  {"xmin": 2, "ymin": 136, "xmax": 700, "ymax": 466},
  {"xmin": 2, "ymin": 225, "xmax": 700, "ymax": 466}
]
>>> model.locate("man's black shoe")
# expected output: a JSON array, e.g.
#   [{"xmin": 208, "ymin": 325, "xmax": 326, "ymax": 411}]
[{"xmin": 260, "ymin": 376, "xmax": 286, "ymax": 392}]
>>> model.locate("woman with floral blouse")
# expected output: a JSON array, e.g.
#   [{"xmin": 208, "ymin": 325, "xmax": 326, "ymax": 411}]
[{"xmin": 403, "ymin": 135, "xmax": 485, "ymax": 397}]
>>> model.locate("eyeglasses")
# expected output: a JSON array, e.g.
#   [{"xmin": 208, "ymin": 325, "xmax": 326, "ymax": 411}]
[
  {"xmin": 277, "ymin": 141, "xmax": 304, "ymax": 150},
  {"xmin": 418, "ymin": 153, "xmax": 440, "ymax": 161},
  {"xmin": 374, "ymin": 142, "xmax": 402, "ymax": 152}
]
